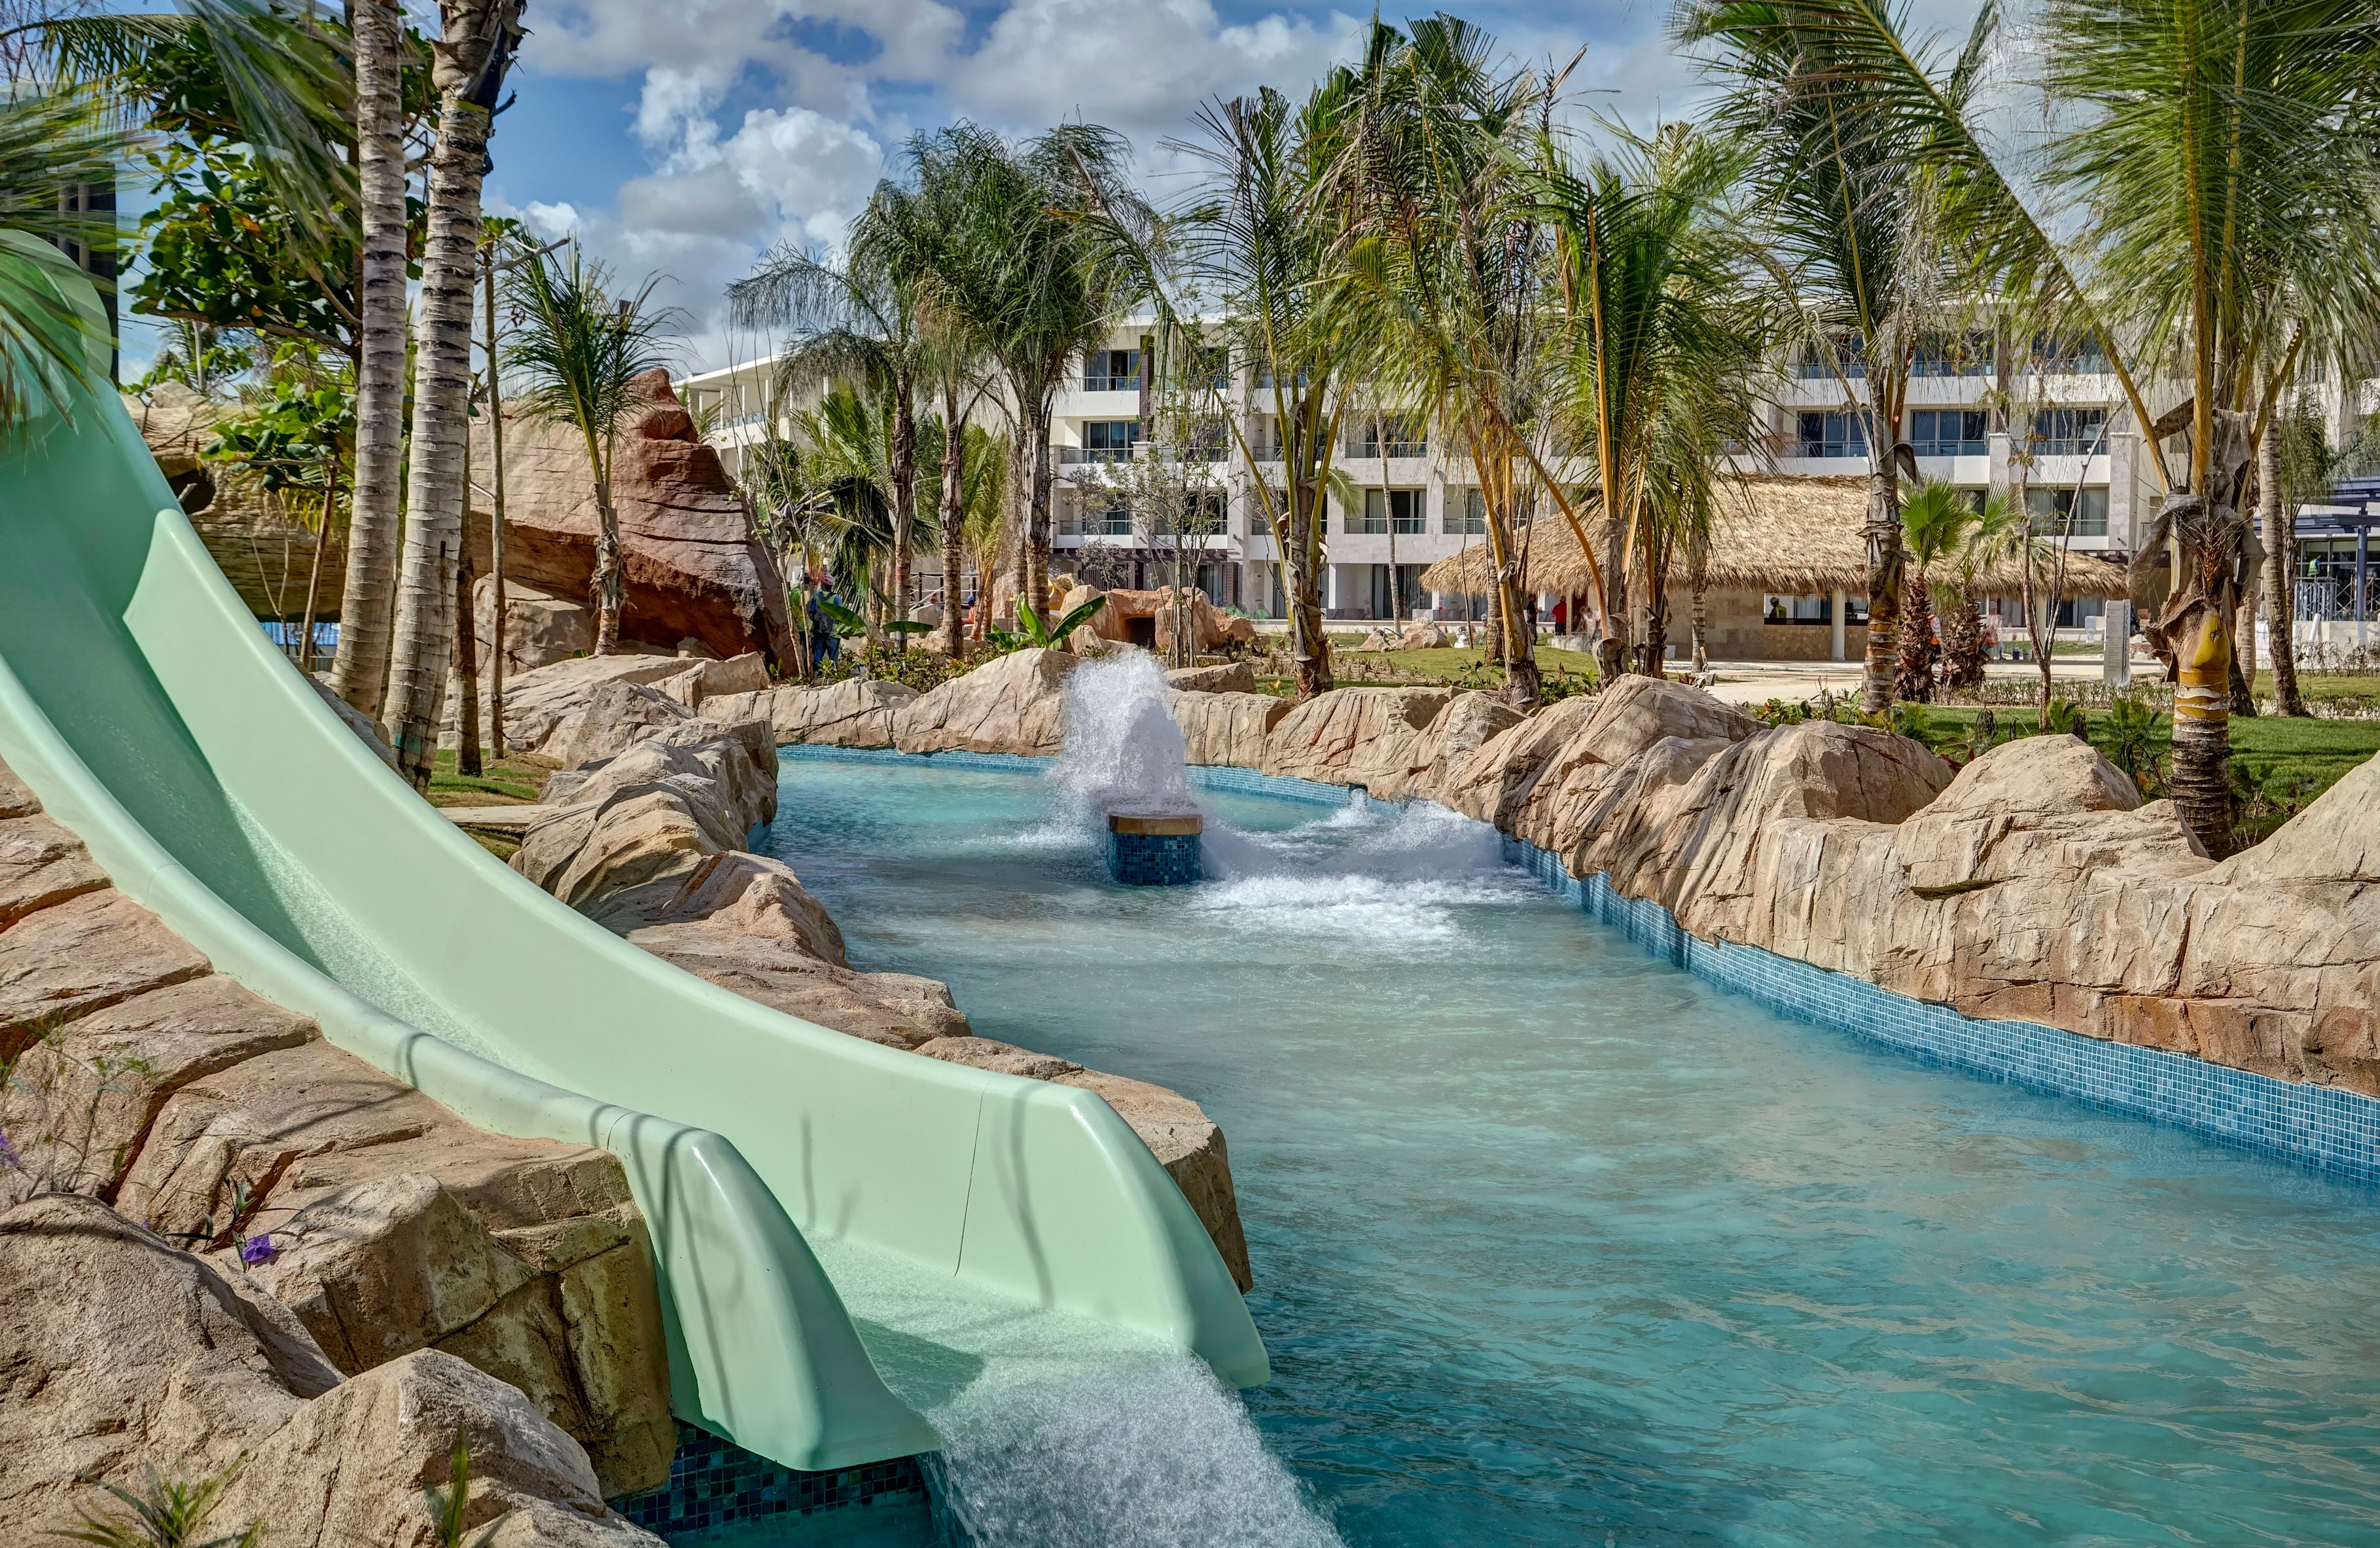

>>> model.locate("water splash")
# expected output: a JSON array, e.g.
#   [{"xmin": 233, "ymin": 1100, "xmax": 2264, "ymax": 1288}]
[
  {"xmin": 1054, "ymin": 651, "xmax": 1195, "ymax": 820},
  {"xmin": 923, "ymin": 1354, "xmax": 1344, "ymax": 1548}
]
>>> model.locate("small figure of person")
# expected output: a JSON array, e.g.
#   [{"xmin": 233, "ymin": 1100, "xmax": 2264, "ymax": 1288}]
[{"xmin": 805, "ymin": 572, "xmax": 842, "ymax": 671}]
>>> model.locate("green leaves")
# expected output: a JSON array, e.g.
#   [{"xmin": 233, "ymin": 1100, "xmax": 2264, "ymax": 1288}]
[
  {"xmin": 1020, "ymin": 592, "xmax": 1108, "ymax": 647},
  {"xmin": 503, "ymin": 240, "xmax": 681, "ymax": 475}
]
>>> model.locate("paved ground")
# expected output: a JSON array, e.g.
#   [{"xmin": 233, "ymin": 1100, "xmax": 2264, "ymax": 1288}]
[{"xmin": 1695, "ymin": 655, "xmax": 2136, "ymax": 706}]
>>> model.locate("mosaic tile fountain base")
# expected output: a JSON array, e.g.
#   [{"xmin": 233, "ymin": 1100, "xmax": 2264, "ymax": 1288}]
[
  {"xmin": 609, "ymin": 1421, "xmax": 926, "ymax": 1542},
  {"xmin": 1110, "ymin": 827, "xmax": 1203, "ymax": 884},
  {"xmin": 779, "ymin": 743, "xmax": 2380, "ymax": 1185}
]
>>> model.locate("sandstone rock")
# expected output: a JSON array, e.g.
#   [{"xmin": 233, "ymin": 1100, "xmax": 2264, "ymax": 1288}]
[
  {"xmin": 0, "ymin": 757, "xmax": 39, "ymax": 818},
  {"xmin": 707, "ymin": 677, "xmax": 918, "ymax": 749},
  {"xmin": 1260, "ymin": 686, "xmax": 1454, "ymax": 793},
  {"xmin": 484, "ymin": 654, "xmax": 698, "ymax": 755},
  {"xmin": 541, "ymin": 681, "xmax": 705, "ymax": 771},
  {"xmin": 893, "ymin": 647, "xmax": 1078, "ymax": 755},
  {"xmin": 628, "ymin": 920, "xmax": 973, "ymax": 1049},
  {"xmin": 1059, "ymin": 585, "xmax": 1240, "ymax": 654},
  {"xmin": 675, "ymin": 636, "xmax": 722, "ymax": 660},
  {"xmin": 0, "ymin": 1193, "xmax": 338, "ymax": 1534},
  {"xmin": 652, "ymin": 850, "xmax": 849, "ymax": 966},
  {"xmin": 0, "ymin": 975, "xmax": 318, "ymax": 1203},
  {"xmin": 0, "ymin": 811, "xmax": 107, "ymax": 929},
  {"xmin": 1172, "ymin": 691, "xmax": 1288, "ymax": 768},
  {"xmin": 476, "ymin": 575, "xmax": 595, "ymax": 677},
  {"xmin": 0, "ymin": 890, "xmax": 210, "ymax": 1051},
  {"xmin": 1351, "ymin": 626, "xmax": 1396, "ymax": 652},
  {"xmin": 1396, "ymin": 621, "xmax": 1451, "ymax": 650},
  {"xmin": 212, "ymin": 1349, "xmax": 664, "ymax": 1547},
  {"xmin": 1222, "ymin": 615, "xmax": 1257, "ymax": 645},
  {"xmin": 309, "ymin": 672, "xmax": 402, "ymax": 770},
  {"xmin": 1421, "ymin": 691, "xmax": 1525, "ymax": 777},
  {"xmin": 472, "ymin": 371, "xmax": 794, "ymax": 667},
  {"xmin": 1167, "ymin": 661, "xmax": 1258, "ymax": 694}
]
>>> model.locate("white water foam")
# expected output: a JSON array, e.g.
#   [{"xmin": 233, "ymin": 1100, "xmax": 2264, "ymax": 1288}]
[
  {"xmin": 1043, "ymin": 647, "xmax": 1533, "ymax": 941},
  {"xmin": 923, "ymin": 1354, "xmax": 1344, "ymax": 1548}
]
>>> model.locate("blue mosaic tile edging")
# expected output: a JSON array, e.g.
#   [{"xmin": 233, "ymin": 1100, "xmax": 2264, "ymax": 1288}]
[
  {"xmin": 609, "ymin": 1420, "xmax": 924, "ymax": 1539},
  {"xmin": 779, "ymin": 741, "xmax": 2380, "ymax": 1186},
  {"xmin": 1504, "ymin": 835, "xmax": 2380, "ymax": 1187},
  {"xmin": 1111, "ymin": 828, "xmax": 1203, "ymax": 885}
]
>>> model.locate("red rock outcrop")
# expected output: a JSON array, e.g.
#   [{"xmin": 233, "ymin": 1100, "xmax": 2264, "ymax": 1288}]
[{"xmin": 473, "ymin": 370, "xmax": 795, "ymax": 668}]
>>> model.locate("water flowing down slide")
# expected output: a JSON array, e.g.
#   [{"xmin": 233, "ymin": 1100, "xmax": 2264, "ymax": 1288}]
[{"xmin": 0, "ymin": 257, "xmax": 1265, "ymax": 1473}]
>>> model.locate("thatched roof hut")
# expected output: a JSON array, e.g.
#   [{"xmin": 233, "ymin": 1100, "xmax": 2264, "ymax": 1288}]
[{"xmin": 1418, "ymin": 475, "xmax": 2131, "ymax": 601}]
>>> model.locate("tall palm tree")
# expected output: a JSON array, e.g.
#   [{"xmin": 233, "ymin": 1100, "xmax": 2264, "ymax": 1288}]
[
  {"xmin": 1332, "ymin": 17, "xmax": 1573, "ymax": 706},
  {"xmin": 380, "ymin": 0, "xmax": 524, "ymax": 787},
  {"xmin": 503, "ymin": 243, "xmax": 678, "ymax": 657},
  {"xmin": 1529, "ymin": 118, "xmax": 1774, "ymax": 680},
  {"xmin": 1676, "ymin": 0, "xmax": 1984, "ymax": 714},
  {"xmin": 1709, "ymin": 0, "xmax": 2380, "ymax": 846},
  {"xmin": 327, "ymin": 0, "xmax": 408, "ymax": 715}
]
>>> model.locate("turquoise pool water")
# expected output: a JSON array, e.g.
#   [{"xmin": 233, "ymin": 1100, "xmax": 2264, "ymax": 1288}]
[{"xmin": 768, "ymin": 753, "xmax": 2380, "ymax": 1546}]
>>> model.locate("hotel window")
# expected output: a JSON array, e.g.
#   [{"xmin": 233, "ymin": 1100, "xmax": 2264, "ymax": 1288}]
[
  {"xmin": 1348, "ymin": 417, "xmax": 1427, "ymax": 459},
  {"xmin": 1909, "ymin": 409, "xmax": 1987, "ymax": 457},
  {"xmin": 1910, "ymin": 333, "xmax": 1992, "ymax": 377},
  {"xmin": 1184, "ymin": 346, "xmax": 1230, "ymax": 391},
  {"xmin": 1082, "ymin": 420, "xmax": 1139, "ymax": 460},
  {"xmin": 1445, "ymin": 487, "xmax": 1488, "ymax": 535},
  {"xmin": 2030, "ymin": 407, "xmax": 2106, "ymax": 457},
  {"xmin": 1796, "ymin": 411, "xmax": 1868, "ymax": 459},
  {"xmin": 1083, "ymin": 350, "xmax": 1141, "ymax": 392},
  {"xmin": 1795, "ymin": 336, "xmax": 1866, "ymax": 379},
  {"xmin": 1349, "ymin": 488, "xmax": 1423, "ymax": 535},
  {"xmin": 1352, "ymin": 488, "xmax": 1426, "ymax": 535},
  {"xmin": 2026, "ymin": 486, "xmax": 2109, "ymax": 537}
]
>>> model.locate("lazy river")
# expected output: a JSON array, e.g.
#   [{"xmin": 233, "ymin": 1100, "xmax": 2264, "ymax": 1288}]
[{"xmin": 765, "ymin": 705, "xmax": 2380, "ymax": 1545}]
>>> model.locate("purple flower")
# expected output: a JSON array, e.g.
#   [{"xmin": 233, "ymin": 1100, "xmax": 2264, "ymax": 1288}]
[
  {"xmin": 239, "ymin": 1233, "xmax": 278, "ymax": 1265},
  {"xmin": 0, "ymin": 1131, "xmax": 18, "ymax": 1170}
]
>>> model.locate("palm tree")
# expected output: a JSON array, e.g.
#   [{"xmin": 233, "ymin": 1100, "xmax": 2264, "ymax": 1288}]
[
  {"xmin": 327, "ymin": 0, "xmax": 408, "ymax": 716},
  {"xmin": 0, "ymin": 86, "xmax": 122, "ymax": 425},
  {"xmin": 1894, "ymin": 480, "xmax": 1978, "ymax": 701},
  {"xmin": 1709, "ymin": 0, "xmax": 2380, "ymax": 846},
  {"xmin": 1676, "ymin": 0, "xmax": 1984, "ymax": 714},
  {"xmin": 1529, "ymin": 118, "xmax": 1775, "ymax": 681},
  {"xmin": 380, "ymin": 0, "xmax": 524, "ymax": 787},
  {"xmin": 1332, "ymin": 17, "xmax": 1574, "ymax": 707},
  {"xmin": 503, "ymin": 243, "xmax": 679, "ymax": 658}
]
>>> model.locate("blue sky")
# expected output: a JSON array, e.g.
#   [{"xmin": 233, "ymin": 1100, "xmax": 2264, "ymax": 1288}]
[{"xmin": 480, "ymin": 0, "xmax": 1710, "ymax": 373}]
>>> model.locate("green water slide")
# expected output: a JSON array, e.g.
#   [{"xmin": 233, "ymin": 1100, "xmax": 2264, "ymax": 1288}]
[{"xmin": 0, "ymin": 255, "xmax": 1266, "ymax": 1474}]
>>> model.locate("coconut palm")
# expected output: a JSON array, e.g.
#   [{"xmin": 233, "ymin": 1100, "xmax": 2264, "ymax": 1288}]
[
  {"xmin": 921, "ymin": 409, "xmax": 1005, "ymax": 643},
  {"xmin": 792, "ymin": 381, "xmax": 937, "ymax": 615},
  {"xmin": 1529, "ymin": 118, "xmax": 1775, "ymax": 679},
  {"xmin": 1697, "ymin": 0, "xmax": 2380, "ymax": 846},
  {"xmin": 379, "ymin": 0, "xmax": 525, "ymax": 787},
  {"xmin": 1330, "ymin": 16, "xmax": 1572, "ymax": 706},
  {"xmin": 1675, "ymin": 0, "xmax": 1987, "ymax": 714},
  {"xmin": 503, "ymin": 242, "xmax": 679, "ymax": 658},
  {"xmin": 1894, "ymin": 480, "xmax": 1978, "ymax": 701}
]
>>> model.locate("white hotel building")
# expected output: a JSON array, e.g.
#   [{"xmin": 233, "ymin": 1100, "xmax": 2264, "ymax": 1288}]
[{"xmin": 682, "ymin": 321, "xmax": 2376, "ymax": 663}]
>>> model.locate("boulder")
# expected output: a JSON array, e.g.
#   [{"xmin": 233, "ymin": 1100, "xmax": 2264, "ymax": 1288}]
[
  {"xmin": 0, "ymin": 811, "xmax": 107, "ymax": 928},
  {"xmin": 476, "ymin": 575, "xmax": 595, "ymax": 677},
  {"xmin": 893, "ymin": 647, "xmax": 1078, "ymax": 756},
  {"xmin": 471, "ymin": 370, "xmax": 795, "ymax": 668},
  {"xmin": 647, "ymin": 850, "xmax": 849, "ymax": 966},
  {"xmin": 1260, "ymin": 686, "xmax": 1454, "ymax": 793},
  {"xmin": 628, "ymin": 916, "xmax": 974, "ymax": 1050},
  {"xmin": 0, "ymin": 1196, "xmax": 660, "ymax": 1545},
  {"xmin": 478, "ymin": 653, "xmax": 697, "ymax": 755},
  {"xmin": 0, "ymin": 888, "xmax": 210, "ymax": 1042},
  {"xmin": 707, "ymin": 677, "xmax": 918, "ymax": 749},
  {"xmin": 1167, "ymin": 661, "xmax": 1258, "ymax": 694},
  {"xmin": 1396, "ymin": 621, "xmax": 1451, "ymax": 650},
  {"xmin": 1172, "ymin": 691, "xmax": 1289, "ymax": 768}
]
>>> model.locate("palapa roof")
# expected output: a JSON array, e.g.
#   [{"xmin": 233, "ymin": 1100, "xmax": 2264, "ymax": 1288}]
[{"xmin": 1417, "ymin": 475, "xmax": 2131, "ymax": 602}]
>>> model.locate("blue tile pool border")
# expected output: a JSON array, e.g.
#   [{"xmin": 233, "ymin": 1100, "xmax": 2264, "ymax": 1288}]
[{"xmin": 778, "ymin": 742, "xmax": 2380, "ymax": 1187}]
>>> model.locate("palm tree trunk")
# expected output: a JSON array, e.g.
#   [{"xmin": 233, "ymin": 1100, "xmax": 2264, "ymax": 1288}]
[
  {"xmin": 382, "ymin": 24, "xmax": 502, "ymax": 787},
  {"xmin": 482, "ymin": 247, "xmax": 510, "ymax": 752},
  {"xmin": 327, "ymin": 0, "xmax": 406, "ymax": 716},
  {"xmin": 2262, "ymin": 430, "xmax": 2306, "ymax": 715},
  {"xmin": 1598, "ymin": 496, "xmax": 1628, "ymax": 681},
  {"xmin": 1026, "ymin": 401, "xmax": 1054, "ymax": 625},
  {"xmin": 1860, "ymin": 398, "xmax": 1905, "ymax": 713},
  {"xmin": 1690, "ymin": 545, "xmax": 1709, "ymax": 673},
  {"xmin": 592, "ymin": 460, "xmax": 624, "ymax": 655},
  {"xmin": 1288, "ymin": 477, "xmax": 1332, "ymax": 700},
  {"xmin": 1896, "ymin": 567, "xmax": 1936, "ymax": 702},
  {"xmin": 2170, "ymin": 581, "xmax": 2237, "ymax": 849},
  {"xmin": 453, "ymin": 533, "xmax": 482, "ymax": 778},
  {"xmin": 889, "ymin": 369, "xmax": 916, "ymax": 645},
  {"xmin": 936, "ymin": 386, "xmax": 967, "ymax": 655},
  {"xmin": 1941, "ymin": 593, "xmax": 1983, "ymax": 692}
]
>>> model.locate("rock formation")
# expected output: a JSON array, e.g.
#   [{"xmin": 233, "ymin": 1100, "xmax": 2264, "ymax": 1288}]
[
  {"xmin": 893, "ymin": 647, "xmax": 1078, "ymax": 756},
  {"xmin": 471, "ymin": 370, "xmax": 794, "ymax": 667},
  {"xmin": 1166, "ymin": 662, "xmax": 1258, "ymax": 694},
  {"xmin": 1, "ymin": 1194, "xmax": 662, "ymax": 1545},
  {"xmin": 0, "ymin": 758, "xmax": 675, "ymax": 1505}
]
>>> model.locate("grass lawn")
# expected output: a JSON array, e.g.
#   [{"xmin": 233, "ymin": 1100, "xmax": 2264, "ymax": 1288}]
[
  {"xmin": 425, "ymin": 749, "xmax": 559, "ymax": 857},
  {"xmin": 1258, "ymin": 645, "xmax": 1602, "ymax": 696}
]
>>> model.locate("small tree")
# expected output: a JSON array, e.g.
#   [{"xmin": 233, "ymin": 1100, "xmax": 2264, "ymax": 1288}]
[{"xmin": 503, "ymin": 243, "xmax": 679, "ymax": 656}]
